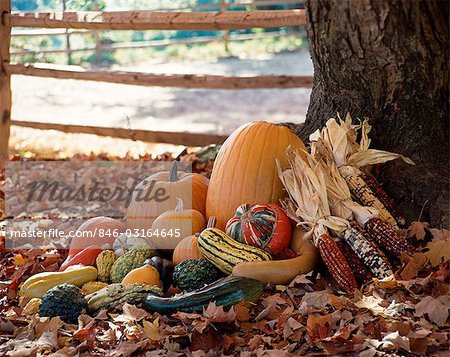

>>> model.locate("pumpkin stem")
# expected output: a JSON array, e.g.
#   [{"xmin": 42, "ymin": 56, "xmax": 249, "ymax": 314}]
[
  {"xmin": 175, "ymin": 197, "xmax": 184, "ymax": 212},
  {"xmin": 169, "ymin": 161, "xmax": 179, "ymax": 182},
  {"xmin": 207, "ymin": 216, "xmax": 216, "ymax": 228}
]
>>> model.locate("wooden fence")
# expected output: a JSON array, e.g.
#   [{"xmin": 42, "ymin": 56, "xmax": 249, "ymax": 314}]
[{"xmin": 0, "ymin": 1, "xmax": 309, "ymax": 159}]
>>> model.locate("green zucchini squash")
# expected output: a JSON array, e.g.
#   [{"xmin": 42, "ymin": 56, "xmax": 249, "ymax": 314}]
[
  {"xmin": 143, "ymin": 276, "xmax": 264, "ymax": 314},
  {"xmin": 197, "ymin": 228, "xmax": 272, "ymax": 274}
]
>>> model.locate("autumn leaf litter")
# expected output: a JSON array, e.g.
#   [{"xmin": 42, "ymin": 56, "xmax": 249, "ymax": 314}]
[{"xmin": 0, "ymin": 153, "xmax": 449, "ymax": 356}]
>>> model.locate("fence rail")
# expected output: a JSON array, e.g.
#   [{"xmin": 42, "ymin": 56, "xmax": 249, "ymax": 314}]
[
  {"xmin": 0, "ymin": 3, "xmax": 309, "ymax": 159},
  {"xmin": 7, "ymin": 62, "xmax": 312, "ymax": 89},
  {"xmin": 12, "ymin": 120, "xmax": 228, "ymax": 146},
  {"xmin": 7, "ymin": 10, "xmax": 306, "ymax": 30}
]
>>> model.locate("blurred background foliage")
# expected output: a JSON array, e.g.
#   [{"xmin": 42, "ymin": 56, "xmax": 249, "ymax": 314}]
[{"xmin": 11, "ymin": 0, "xmax": 306, "ymax": 66}]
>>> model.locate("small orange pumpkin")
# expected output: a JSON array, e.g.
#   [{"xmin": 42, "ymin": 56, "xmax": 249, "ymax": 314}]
[
  {"xmin": 127, "ymin": 161, "xmax": 209, "ymax": 231},
  {"xmin": 173, "ymin": 234, "xmax": 203, "ymax": 265},
  {"xmin": 150, "ymin": 198, "xmax": 206, "ymax": 250},
  {"xmin": 122, "ymin": 265, "xmax": 161, "ymax": 287}
]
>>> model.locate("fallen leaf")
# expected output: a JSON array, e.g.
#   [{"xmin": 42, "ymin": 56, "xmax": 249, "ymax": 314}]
[
  {"xmin": 287, "ymin": 316, "xmax": 303, "ymax": 330},
  {"xmin": 355, "ymin": 295, "xmax": 385, "ymax": 316},
  {"xmin": 298, "ymin": 291, "xmax": 330, "ymax": 314},
  {"xmin": 190, "ymin": 326, "xmax": 223, "ymax": 352},
  {"xmin": 415, "ymin": 296, "xmax": 449, "ymax": 326},
  {"xmin": 36, "ymin": 330, "xmax": 59, "ymax": 351},
  {"xmin": 203, "ymin": 302, "xmax": 236, "ymax": 323},
  {"xmin": 234, "ymin": 303, "xmax": 251, "ymax": 322},
  {"xmin": 12, "ymin": 254, "xmax": 27, "ymax": 266},
  {"xmin": 306, "ymin": 314, "xmax": 332, "ymax": 341},
  {"xmin": 399, "ymin": 253, "xmax": 429, "ymax": 280},
  {"xmin": 424, "ymin": 235, "xmax": 450, "ymax": 266},
  {"xmin": 407, "ymin": 221, "xmax": 429, "ymax": 240},
  {"xmin": 381, "ymin": 331, "xmax": 410, "ymax": 352},
  {"xmin": 142, "ymin": 318, "xmax": 162, "ymax": 341},
  {"xmin": 122, "ymin": 304, "xmax": 149, "ymax": 321}
]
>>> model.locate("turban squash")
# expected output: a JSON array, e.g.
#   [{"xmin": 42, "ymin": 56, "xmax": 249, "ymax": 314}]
[
  {"xmin": 225, "ymin": 203, "xmax": 291, "ymax": 256},
  {"xmin": 206, "ymin": 121, "xmax": 306, "ymax": 230},
  {"xmin": 127, "ymin": 161, "xmax": 209, "ymax": 230}
]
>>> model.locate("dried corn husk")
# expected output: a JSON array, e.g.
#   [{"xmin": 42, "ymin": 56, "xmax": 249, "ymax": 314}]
[
  {"xmin": 277, "ymin": 148, "xmax": 349, "ymax": 245},
  {"xmin": 310, "ymin": 115, "xmax": 413, "ymax": 230},
  {"xmin": 310, "ymin": 115, "xmax": 415, "ymax": 168},
  {"xmin": 320, "ymin": 158, "xmax": 378, "ymax": 226}
]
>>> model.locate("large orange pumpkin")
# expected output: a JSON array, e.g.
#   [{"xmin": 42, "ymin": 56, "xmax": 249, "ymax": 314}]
[
  {"xmin": 127, "ymin": 161, "xmax": 209, "ymax": 230},
  {"xmin": 206, "ymin": 121, "xmax": 306, "ymax": 230}
]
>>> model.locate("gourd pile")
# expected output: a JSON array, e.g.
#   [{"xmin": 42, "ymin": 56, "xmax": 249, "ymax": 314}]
[{"xmin": 18, "ymin": 117, "xmax": 417, "ymax": 323}]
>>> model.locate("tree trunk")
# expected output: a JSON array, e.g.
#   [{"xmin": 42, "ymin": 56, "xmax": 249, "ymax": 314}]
[{"xmin": 300, "ymin": 0, "xmax": 449, "ymax": 227}]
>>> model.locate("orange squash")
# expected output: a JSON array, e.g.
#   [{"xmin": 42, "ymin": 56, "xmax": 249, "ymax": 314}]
[
  {"xmin": 150, "ymin": 198, "xmax": 206, "ymax": 250},
  {"xmin": 206, "ymin": 121, "xmax": 306, "ymax": 229},
  {"xmin": 232, "ymin": 227, "xmax": 319, "ymax": 284},
  {"xmin": 172, "ymin": 234, "xmax": 203, "ymax": 265},
  {"xmin": 122, "ymin": 265, "xmax": 161, "ymax": 287},
  {"xmin": 127, "ymin": 161, "xmax": 209, "ymax": 231}
]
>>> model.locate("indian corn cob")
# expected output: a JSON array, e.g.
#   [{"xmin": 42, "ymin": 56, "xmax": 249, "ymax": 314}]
[
  {"xmin": 317, "ymin": 234, "xmax": 358, "ymax": 292},
  {"xmin": 337, "ymin": 240, "xmax": 372, "ymax": 285},
  {"xmin": 341, "ymin": 227, "xmax": 393, "ymax": 279},
  {"xmin": 365, "ymin": 217, "xmax": 415, "ymax": 257},
  {"xmin": 339, "ymin": 165, "xmax": 399, "ymax": 230},
  {"xmin": 359, "ymin": 172, "xmax": 406, "ymax": 226}
]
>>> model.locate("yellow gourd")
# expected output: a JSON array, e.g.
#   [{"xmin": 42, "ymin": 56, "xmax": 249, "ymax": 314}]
[
  {"xmin": 122, "ymin": 265, "xmax": 161, "ymax": 287},
  {"xmin": 19, "ymin": 265, "xmax": 98, "ymax": 298}
]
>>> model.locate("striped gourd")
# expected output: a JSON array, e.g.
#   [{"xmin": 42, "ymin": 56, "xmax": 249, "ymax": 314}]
[
  {"xmin": 341, "ymin": 227, "xmax": 393, "ymax": 279},
  {"xmin": 85, "ymin": 283, "xmax": 163, "ymax": 313},
  {"xmin": 197, "ymin": 228, "xmax": 272, "ymax": 274}
]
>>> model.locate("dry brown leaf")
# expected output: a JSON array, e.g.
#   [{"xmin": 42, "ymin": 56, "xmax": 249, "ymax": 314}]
[
  {"xmin": 203, "ymin": 302, "xmax": 236, "ymax": 323},
  {"xmin": 414, "ymin": 296, "xmax": 449, "ymax": 326},
  {"xmin": 12, "ymin": 254, "xmax": 27, "ymax": 266},
  {"xmin": 36, "ymin": 330, "xmax": 59, "ymax": 351},
  {"xmin": 381, "ymin": 331, "xmax": 410, "ymax": 352},
  {"xmin": 424, "ymin": 235, "xmax": 450, "ymax": 266},
  {"xmin": 190, "ymin": 326, "xmax": 224, "ymax": 352},
  {"xmin": 122, "ymin": 303, "xmax": 149, "ymax": 322},
  {"xmin": 234, "ymin": 303, "xmax": 251, "ymax": 322},
  {"xmin": 407, "ymin": 221, "xmax": 429, "ymax": 240},
  {"xmin": 399, "ymin": 252, "xmax": 429, "ymax": 280},
  {"xmin": 142, "ymin": 318, "xmax": 162, "ymax": 341},
  {"xmin": 386, "ymin": 322, "xmax": 411, "ymax": 336},
  {"xmin": 306, "ymin": 314, "xmax": 332, "ymax": 341}
]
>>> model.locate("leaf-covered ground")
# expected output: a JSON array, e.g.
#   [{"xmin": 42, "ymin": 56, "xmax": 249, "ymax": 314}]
[{"xmin": 0, "ymin": 151, "xmax": 449, "ymax": 356}]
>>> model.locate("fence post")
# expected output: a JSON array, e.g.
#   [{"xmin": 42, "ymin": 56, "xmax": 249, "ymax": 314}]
[
  {"xmin": 0, "ymin": 1, "xmax": 11, "ymax": 159},
  {"xmin": 221, "ymin": 0, "xmax": 230, "ymax": 53},
  {"xmin": 62, "ymin": 0, "xmax": 72, "ymax": 65}
]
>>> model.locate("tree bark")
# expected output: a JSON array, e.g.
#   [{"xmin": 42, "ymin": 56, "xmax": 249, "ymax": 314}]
[{"xmin": 301, "ymin": 0, "xmax": 449, "ymax": 227}]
